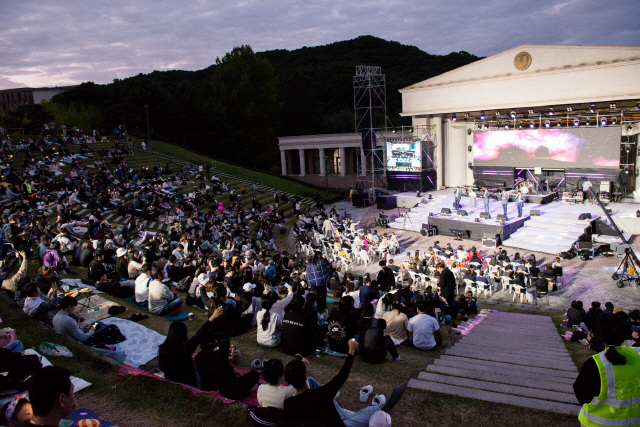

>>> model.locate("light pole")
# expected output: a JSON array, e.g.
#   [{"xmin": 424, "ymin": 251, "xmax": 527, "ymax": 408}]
[
  {"xmin": 323, "ymin": 155, "xmax": 329, "ymax": 197},
  {"xmin": 144, "ymin": 104, "xmax": 150, "ymax": 148}
]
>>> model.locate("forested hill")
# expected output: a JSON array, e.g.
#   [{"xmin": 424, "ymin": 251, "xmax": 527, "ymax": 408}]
[{"xmin": 47, "ymin": 36, "xmax": 480, "ymax": 171}]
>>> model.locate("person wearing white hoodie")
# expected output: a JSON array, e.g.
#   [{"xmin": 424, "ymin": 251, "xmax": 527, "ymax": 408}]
[{"xmin": 22, "ymin": 281, "xmax": 58, "ymax": 325}]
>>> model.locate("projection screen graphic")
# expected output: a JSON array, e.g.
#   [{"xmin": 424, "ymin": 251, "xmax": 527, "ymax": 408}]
[{"xmin": 472, "ymin": 127, "xmax": 620, "ymax": 168}]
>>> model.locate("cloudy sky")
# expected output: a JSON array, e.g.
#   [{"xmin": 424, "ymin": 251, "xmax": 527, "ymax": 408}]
[{"xmin": 1, "ymin": 0, "xmax": 638, "ymax": 90}]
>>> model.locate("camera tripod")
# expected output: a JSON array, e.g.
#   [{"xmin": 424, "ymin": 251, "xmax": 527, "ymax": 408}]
[
  {"xmin": 612, "ymin": 247, "xmax": 640, "ymax": 288},
  {"xmin": 397, "ymin": 208, "xmax": 415, "ymax": 231}
]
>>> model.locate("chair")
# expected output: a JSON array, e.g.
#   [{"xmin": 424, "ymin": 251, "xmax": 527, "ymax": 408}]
[
  {"xmin": 511, "ymin": 284, "xmax": 525, "ymax": 302},
  {"xmin": 476, "ymin": 280, "xmax": 492, "ymax": 299},
  {"xmin": 554, "ymin": 266, "xmax": 563, "ymax": 286},
  {"xmin": 463, "ymin": 279, "xmax": 476, "ymax": 296},
  {"xmin": 536, "ymin": 288, "xmax": 550, "ymax": 306},
  {"xmin": 501, "ymin": 276, "xmax": 511, "ymax": 292}
]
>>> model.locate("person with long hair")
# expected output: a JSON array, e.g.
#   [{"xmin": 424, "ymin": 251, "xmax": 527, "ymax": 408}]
[
  {"xmin": 383, "ymin": 294, "xmax": 409, "ymax": 345},
  {"xmin": 158, "ymin": 307, "xmax": 223, "ymax": 386},
  {"xmin": 0, "ymin": 395, "xmax": 32, "ymax": 426},
  {"xmin": 256, "ymin": 295, "xmax": 282, "ymax": 347},
  {"xmin": 257, "ymin": 359, "xmax": 295, "ymax": 409},
  {"xmin": 574, "ymin": 312, "xmax": 640, "ymax": 425}
]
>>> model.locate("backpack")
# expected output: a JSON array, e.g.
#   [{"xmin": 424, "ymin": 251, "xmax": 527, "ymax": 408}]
[
  {"xmin": 363, "ymin": 319, "xmax": 381, "ymax": 352},
  {"xmin": 176, "ymin": 275, "xmax": 193, "ymax": 292}
]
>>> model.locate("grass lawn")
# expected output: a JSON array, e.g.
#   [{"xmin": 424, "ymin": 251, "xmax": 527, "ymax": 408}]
[{"xmin": 0, "ymin": 137, "xmax": 589, "ymax": 426}]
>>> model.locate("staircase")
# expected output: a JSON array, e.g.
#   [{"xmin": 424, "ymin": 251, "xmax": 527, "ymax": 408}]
[
  {"xmin": 501, "ymin": 215, "xmax": 596, "ymax": 254},
  {"xmin": 408, "ymin": 311, "xmax": 581, "ymax": 415}
]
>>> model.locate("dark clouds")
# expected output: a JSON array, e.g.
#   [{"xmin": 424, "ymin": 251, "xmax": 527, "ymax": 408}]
[{"xmin": 1, "ymin": 0, "xmax": 638, "ymax": 89}]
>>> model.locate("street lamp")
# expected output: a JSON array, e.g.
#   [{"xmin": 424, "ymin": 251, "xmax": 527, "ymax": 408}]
[
  {"xmin": 323, "ymin": 155, "xmax": 329, "ymax": 196},
  {"xmin": 144, "ymin": 104, "xmax": 150, "ymax": 148}
]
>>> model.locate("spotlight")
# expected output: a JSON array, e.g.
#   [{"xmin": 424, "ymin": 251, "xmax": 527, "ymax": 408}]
[
  {"xmin": 529, "ymin": 120, "xmax": 535, "ymax": 128},
  {"xmin": 610, "ymin": 102, "xmax": 617, "ymax": 109},
  {"xmin": 392, "ymin": 128, "xmax": 396, "ymax": 133},
  {"xmin": 548, "ymin": 107, "xmax": 554, "ymax": 116},
  {"xmin": 495, "ymin": 111, "xmax": 501, "ymax": 117},
  {"xmin": 544, "ymin": 120, "xmax": 550, "ymax": 128},
  {"xmin": 518, "ymin": 121, "xmax": 523, "ymax": 129},
  {"xmin": 409, "ymin": 127, "xmax": 414, "ymax": 132},
  {"xmin": 467, "ymin": 128, "xmax": 472, "ymax": 135},
  {"xmin": 601, "ymin": 117, "xmax": 607, "ymax": 126},
  {"xmin": 626, "ymin": 145, "xmax": 630, "ymax": 153},
  {"xmin": 527, "ymin": 109, "xmax": 534, "ymax": 115},
  {"xmin": 636, "ymin": 101, "xmax": 640, "ymax": 110},
  {"xmin": 510, "ymin": 110, "xmax": 516, "ymax": 119},
  {"xmin": 480, "ymin": 111, "xmax": 485, "ymax": 120},
  {"xmin": 556, "ymin": 119, "xmax": 562, "ymax": 127},
  {"xmin": 464, "ymin": 113, "xmax": 469, "ymax": 118},
  {"xmin": 468, "ymin": 162, "xmax": 473, "ymax": 169},
  {"xmin": 586, "ymin": 117, "xmax": 591, "ymax": 126},
  {"xmin": 590, "ymin": 104, "xmax": 596, "ymax": 113},
  {"xmin": 625, "ymin": 165, "xmax": 629, "ymax": 174},
  {"xmin": 612, "ymin": 116, "xmax": 617, "ymax": 125},
  {"xmin": 567, "ymin": 107, "xmax": 573, "ymax": 112},
  {"xmin": 468, "ymin": 145, "xmax": 472, "ymax": 152},
  {"xmin": 628, "ymin": 125, "xmax": 634, "ymax": 132},
  {"xmin": 504, "ymin": 122, "xmax": 509, "ymax": 129},
  {"xmin": 452, "ymin": 113, "xmax": 457, "ymax": 121},
  {"xmin": 482, "ymin": 123, "xmax": 487, "ymax": 130},
  {"xmin": 573, "ymin": 118, "xmax": 580, "ymax": 127}
]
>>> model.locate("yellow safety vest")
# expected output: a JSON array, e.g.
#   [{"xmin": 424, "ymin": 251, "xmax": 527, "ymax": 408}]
[
  {"xmin": 578, "ymin": 346, "xmax": 640, "ymax": 426},
  {"xmin": 23, "ymin": 183, "xmax": 32, "ymax": 194}
]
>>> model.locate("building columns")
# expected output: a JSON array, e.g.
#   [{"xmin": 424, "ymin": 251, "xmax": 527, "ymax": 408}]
[
  {"xmin": 319, "ymin": 148, "xmax": 326, "ymax": 176},
  {"xmin": 430, "ymin": 115, "xmax": 443, "ymax": 189},
  {"xmin": 339, "ymin": 147, "xmax": 346, "ymax": 176},
  {"xmin": 298, "ymin": 149, "xmax": 306, "ymax": 176},
  {"xmin": 280, "ymin": 150, "xmax": 287, "ymax": 176}
]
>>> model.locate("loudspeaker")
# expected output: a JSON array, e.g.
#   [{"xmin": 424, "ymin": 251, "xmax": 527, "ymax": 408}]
[
  {"xmin": 479, "ymin": 212, "xmax": 491, "ymax": 219},
  {"xmin": 441, "ymin": 208, "xmax": 451, "ymax": 214},
  {"xmin": 482, "ymin": 238, "xmax": 498, "ymax": 248},
  {"xmin": 376, "ymin": 195, "xmax": 397, "ymax": 210},
  {"xmin": 420, "ymin": 229, "xmax": 428, "ymax": 236},
  {"xmin": 352, "ymin": 194, "xmax": 366, "ymax": 207},
  {"xmin": 483, "ymin": 232, "xmax": 498, "ymax": 239},
  {"xmin": 530, "ymin": 209, "xmax": 541, "ymax": 216},
  {"xmin": 497, "ymin": 214, "xmax": 506, "ymax": 220},
  {"xmin": 578, "ymin": 213, "xmax": 592, "ymax": 220},
  {"xmin": 457, "ymin": 210, "xmax": 468, "ymax": 216}
]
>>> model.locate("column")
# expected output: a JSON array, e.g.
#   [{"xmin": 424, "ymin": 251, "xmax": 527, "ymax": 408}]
[
  {"xmin": 339, "ymin": 147, "xmax": 346, "ymax": 176},
  {"xmin": 319, "ymin": 148, "xmax": 326, "ymax": 176},
  {"xmin": 360, "ymin": 147, "xmax": 367, "ymax": 176},
  {"xmin": 280, "ymin": 150, "xmax": 287, "ymax": 176},
  {"xmin": 430, "ymin": 115, "xmax": 443, "ymax": 189},
  {"xmin": 298, "ymin": 149, "xmax": 306, "ymax": 176}
]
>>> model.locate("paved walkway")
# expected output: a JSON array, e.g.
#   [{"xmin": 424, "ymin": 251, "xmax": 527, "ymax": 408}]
[{"xmin": 408, "ymin": 311, "xmax": 581, "ymax": 415}]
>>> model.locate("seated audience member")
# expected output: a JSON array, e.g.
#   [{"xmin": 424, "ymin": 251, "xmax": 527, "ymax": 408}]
[
  {"xmin": 0, "ymin": 394, "xmax": 32, "ymax": 426},
  {"xmin": 1, "ymin": 251, "xmax": 28, "ymax": 291},
  {"xmin": 208, "ymin": 286, "xmax": 253, "ymax": 336},
  {"xmin": 584, "ymin": 301, "xmax": 603, "ymax": 333},
  {"xmin": 358, "ymin": 278, "xmax": 374, "ymax": 304},
  {"xmin": 257, "ymin": 359, "xmax": 295, "ymax": 409},
  {"xmin": 17, "ymin": 366, "xmax": 76, "ymax": 427},
  {"xmin": 281, "ymin": 295, "xmax": 320, "ymax": 356},
  {"xmin": 158, "ymin": 307, "xmax": 223, "ymax": 387},
  {"xmin": 357, "ymin": 302, "xmax": 402, "ymax": 363},
  {"xmin": 115, "ymin": 247, "xmax": 130, "ymax": 279},
  {"xmin": 53, "ymin": 296, "xmax": 123, "ymax": 346},
  {"xmin": 166, "ymin": 255, "xmax": 193, "ymax": 283},
  {"xmin": 195, "ymin": 331, "xmax": 259, "ymax": 399},
  {"xmin": 88, "ymin": 250, "xmax": 107, "ymax": 280},
  {"xmin": 408, "ymin": 300, "xmax": 442, "ymax": 350},
  {"xmin": 22, "ymin": 282, "xmax": 58, "ymax": 325},
  {"xmin": 95, "ymin": 270, "xmax": 134, "ymax": 298},
  {"xmin": 256, "ymin": 297, "xmax": 282, "ymax": 347},
  {"xmin": 284, "ymin": 340, "xmax": 380, "ymax": 426},
  {"xmin": 134, "ymin": 263, "xmax": 153, "ymax": 307},
  {"xmin": 382, "ymin": 294, "xmax": 409, "ymax": 345},
  {"xmin": 149, "ymin": 270, "xmax": 183, "ymax": 315},
  {"xmin": 326, "ymin": 296, "xmax": 359, "ymax": 355},
  {"xmin": 566, "ymin": 300, "xmax": 586, "ymax": 327}
]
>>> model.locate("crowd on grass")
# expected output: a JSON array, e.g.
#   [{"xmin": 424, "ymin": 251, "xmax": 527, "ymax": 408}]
[{"xmin": 1, "ymin": 133, "xmax": 639, "ymax": 426}]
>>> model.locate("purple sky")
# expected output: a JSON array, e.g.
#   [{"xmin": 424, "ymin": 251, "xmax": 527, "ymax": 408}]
[{"xmin": 1, "ymin": 0, "xmax": 638, "ymax": 90}]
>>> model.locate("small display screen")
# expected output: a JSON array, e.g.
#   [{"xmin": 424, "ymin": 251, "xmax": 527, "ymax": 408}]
[{"xmin": 386, "ymin": 141, "xmax": 421, "ymax": 171}]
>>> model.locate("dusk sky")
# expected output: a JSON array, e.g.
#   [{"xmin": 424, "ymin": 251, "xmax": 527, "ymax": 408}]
[{"xmin": 1, "ymin": 0, "xmax": 638, "ymax": 90}]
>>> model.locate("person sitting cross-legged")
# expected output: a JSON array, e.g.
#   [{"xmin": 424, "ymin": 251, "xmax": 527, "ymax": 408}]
[
  {"xmin": 22, "ymin": 281, "xmax": 58, "ymax": 325},
  {"xmin": 408, "ymin": 300, "xmax": 442, "ymax": 350},
  {"xmin": 52, "ymin": 296, "xmax": 123, "ymax": 347},
  {"xmin": 94, "ymin": 269, "xmax": 134, "ymax": 298},
  {"xmin": 356, "ymin": 302, "xmax": 402, "ymax": 363},
  {"xmin": 149, "ymin": 269, "xmax": 183, "ymax": 316},
  {"xmin": 283, "ymin": 339, "xmax": 381, "ymax": 427}
]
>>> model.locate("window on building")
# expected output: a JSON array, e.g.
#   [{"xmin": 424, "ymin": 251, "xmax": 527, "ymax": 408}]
[
  {"xmin": 312, "ymin": 150, "xmax": 320, "ymax": 174},
  {"xmin": 332, "ymin": 149, "xmax": 341, "ymax": 174}
]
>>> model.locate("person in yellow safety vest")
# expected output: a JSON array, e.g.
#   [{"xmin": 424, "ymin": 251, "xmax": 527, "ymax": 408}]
[
  {"xmin": 22, "ymin": 181, "xmax": 32, "ymax": 197},
  {"xmin": 573, "ymin": 312, "xmax": 640, "ymax": 426}
]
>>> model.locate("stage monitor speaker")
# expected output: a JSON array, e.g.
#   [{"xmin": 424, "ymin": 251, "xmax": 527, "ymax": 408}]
[
  {"xmin": 578, "ymin": 213, "xmax": 592, "ymax": 220},
  {"xmin": 497, "ymin": 214, "xmax": 506, "ymax": 220},
  {"xmin": 482, "ymin": 238, "xmax": 498, "ymax": 248},
  {"xmin": 376, "ymin": 195, "xmax": 396, "ymax": 210},
  {"xmin": 577, "ymin": 241, "xmax": 593, "ymax": 249},
  {"xmin": 530, "ymin": 209, "xmax": 541, "ymax": 216},
  {"xmin": 479, "ymin": 212, "xmax": 491, "ymax": 219},
  {"xmin": 457, "ymin": 210, "xmax": 468, "ymax": 217},
  {"xmin": 483, "ymin": 232, "xmax": 498, "ymax": 240},
  {"xmin": 441, "ymin": 208, "xmax": 451, "ymax": 215}
]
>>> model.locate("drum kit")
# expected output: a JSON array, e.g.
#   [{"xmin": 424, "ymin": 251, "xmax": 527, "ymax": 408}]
[{"xmin": 515, "ymin": 178, "xmax": 537, "ymax": 195}]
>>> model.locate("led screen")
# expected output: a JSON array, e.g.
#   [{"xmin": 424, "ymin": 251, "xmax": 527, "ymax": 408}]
[
  {"xmin": 473, "ymin": 127, "xmax": 620, "ymax": 168},
  {"xmin": 386, "ymin": 141, "xmax": 422, "ymax": 171}
]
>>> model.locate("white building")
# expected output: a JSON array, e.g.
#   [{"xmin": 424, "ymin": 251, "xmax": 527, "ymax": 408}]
[{"xmin": 400, "ymin": 44, "xmax": 640, "ymax": 189}]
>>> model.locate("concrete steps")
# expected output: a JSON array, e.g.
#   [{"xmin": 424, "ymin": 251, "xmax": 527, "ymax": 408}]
[{"xmin": 408, "ymin": 311, "xmax": 581, "ymax": 415}]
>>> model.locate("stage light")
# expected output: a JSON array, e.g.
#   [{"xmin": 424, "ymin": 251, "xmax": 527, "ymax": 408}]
[
  {"xmin": 573, "ymin": 118, "xmax": 580, "ymax": 127},
  {"xmin": 518, "ymin": 121, "xmax": 523, "ymax": 129},
  {"xmin": 452, "ymin": 113, "xmax": 457, "ymax": 121},
  {"xmin": 636, "ymin": 101, "xmax": 640, "ymax": 110},
  {"xmin": 586, "ymin": 117, "xmax": 591, "ymax": 126},
  {"xmin": 610, "ymin": 102, "xmax": 616, "ymax": 109},
  {"xmin": 482, "ymin": 123, "xmax": 487, "ymax": 130},
  {"xmin": 467, "ymin": 128, "xmax": 472, "ymax": 135},
  {"xmin": 468, "ymin": 145, "xmax": 472, "ymax": 152},
  {"xmin": 510, "ymin": 110, "xmax": 516, "ymax": 119},
  {"xmin": 495, "ymin": 111, "xmax": 501, "ymax": 117},
  {"xmin": 601, "ymin": 117, "xmax": 607, "ymax": 126},
  {"xmin": 626, "ymin": 145, "xmax": 630, "ymax": 153},
  {"xmin": 544, "ymin": 120, "xmax": 550, "ymax": 128},
  {"xmin": 468, "ymin": 162, "xmax": 473, "ymax": 169},
  {"xmin": 529, "ymin": 120, "xmax": 535, "ymax": 128},
  {"xmin": 464, "ymin": 113, "xmax": 469, "ymax": 118},
  {"xmin": 556, "ymin": 119, "xmax": 562, "ymax": 126},
  {"xmin": 628, "ymin": 125, "xmax": 634, "ymax": 132},
  {"xmin": 612, "ymin": 116, "xmax": 617, "ymax": 124},
  {"xmin": 567, "ymin": 107, "xmax": 573, "ymax": 112},
  {"xmin": 527, "ymin": 109, "xmax": 534, "ymax": 115},
  {"xmin": 548, "ymin": 107, "xmax": 554, "ymax": 116},
  {"xmin": 480, "ymin": 111, "xmax": 485, "ymax": 120},
  {"xmin": 409, "ymin": 127, "xmax": 413, "ymax": 132},
  {"xmin": 504, "ymin": 122, "xmax": 509, "ymax": 129},
  {"xmin": 625, "ymin": 165, "xmax": 629, "ymax": 174},
  {"xmin": 590, "ymin": 104, "xmax": 596, "ymax": 113},
  {"xmin": 392, "ymin": 128, "xmax": 396, "ymax": 133}
]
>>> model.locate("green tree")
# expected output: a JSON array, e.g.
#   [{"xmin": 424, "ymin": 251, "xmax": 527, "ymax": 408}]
[{"xmin": 211, "ymin": 45, "xmax": 281, "ymax": 169}]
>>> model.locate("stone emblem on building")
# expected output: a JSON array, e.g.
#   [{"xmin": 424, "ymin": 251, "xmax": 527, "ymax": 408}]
[{"xmin": 514, "ymin": 51, "xmax": 532, "ymax": 71}]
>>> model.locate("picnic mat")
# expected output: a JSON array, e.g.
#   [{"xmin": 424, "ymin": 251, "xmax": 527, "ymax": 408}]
[
  {"xmin": 101, "ymin": 317, "xmax": 166, "ymax": 367},
  {"xmin": 118, "ymin": 364, "xmax": 263, "ymax": 406},
  {"xmin": 123, "ymin": 297, "xmax": 189, "ymax": 321},
  {"xmin": 67, "ymin": 408, "xmax": 117, "ymax": 427},
  {"xmin": 326, "ymin": 297, "xmax": 338, "ymax": 304}
]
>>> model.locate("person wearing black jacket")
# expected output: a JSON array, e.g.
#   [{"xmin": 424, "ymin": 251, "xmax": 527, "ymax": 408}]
[
  {"xmin": 356, "ymin": 302, "xmax": 401, "ymax": 364},
  {"xmin": 281, "ymin": 295, "xmax": 317, "ymax": 356},
  {"xmin": 115, "ymin": 248, "xmax": 129, "ymax": 279},
  {"xmin": 209, "ymin": 286, "xmax": 253, "ymax": 337},
  {"xmin": 95, "ymin": 271, "xmax": 133, "ymax": 298},
  {"xmin": 5, "ymin": 215, "xmax": 32, "ymax": 256},
  {"xmin": 194, "ymin": 330, "xmax": 259, "ymax": 399},
  {"xmin": 158, "ymin": 307, "xmax": 222, "ymax": 387},
  {"xmin": 436, "ymin": 261, "xmax": 456, "ymax": 304},
  {"xmin": 376, "ymin": 260, "xmax": 395, "ymax": 292},
  {"xmin": 583, "ymin": 302, "xmax": 603, "ymax": 333},
  {"xmin": 88, "ymin": 251, "xmax": 106, "ymax": 280}
]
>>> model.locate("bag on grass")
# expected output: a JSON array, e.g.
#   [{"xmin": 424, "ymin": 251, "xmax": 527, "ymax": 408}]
[
  {"xmin": 38, "ymin": 342, "xmax": 74, "ymax": 357},
  {"xmin": 176, "ymin": 275, "xmax": 193, "ymax": 292}
]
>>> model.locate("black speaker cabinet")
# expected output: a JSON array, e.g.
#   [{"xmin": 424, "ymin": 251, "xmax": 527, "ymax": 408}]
[
  {"xmin": 578, "ymin": 213, "xmax": 592, "ymax": 220},
  {"xmin": 457, "ymin": 210, "xmax": 468, "ymax": 217},
  {"xmin": 352, "ymin": 194, "xmax": 366, "ymax": 208},
  {"xmin": 530, "ymin": 209, "xmax": 541, "ymax": 216},
  {"xmin": 441, "ymin": 208, "xmax": 452, "ymax": 214},
  {"xmin": 482, "ymin": 238, "xmax": 498, "ymax": 248},
  {"xmin": 479, "ymin": 212, "xmax": 491, "ymax": 219},
  {"xmin": 497, "ymin": 214, "xmax": 506, "ymax": 220},
  {"xmin": 376, "ymin": 195, "xmax": 397, "ymax": 210}
]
